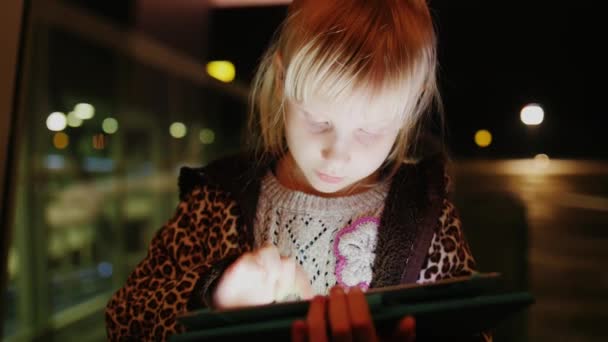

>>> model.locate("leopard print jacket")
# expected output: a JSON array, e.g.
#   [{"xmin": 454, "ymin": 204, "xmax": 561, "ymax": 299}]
[{"xmin": 105, "ymin": 155, "xmax": 490, "ymax": 341}]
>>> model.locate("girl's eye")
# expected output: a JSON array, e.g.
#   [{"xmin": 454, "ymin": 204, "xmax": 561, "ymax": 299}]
[
  {"xmin": 356, "ymin": 129, "xmax": 381, "ymax": 142},
  {"xmin": 308, "ymin": 121, "xmax": 330, "ymax": 132}
]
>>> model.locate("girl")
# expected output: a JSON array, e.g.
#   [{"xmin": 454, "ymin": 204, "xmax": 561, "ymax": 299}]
[{"xmin": 106, "ymin": 0, "xmax": 488, "ymax": 340}]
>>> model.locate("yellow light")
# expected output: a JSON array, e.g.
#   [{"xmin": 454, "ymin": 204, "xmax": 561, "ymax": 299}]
[
  {"xmin": 170, "ymin": 122, "xmax": 187, "ymax": 138},
  {"xmin": 199, "ymin": 128, "xmax": 215, "ymax": 144},
  {"xmin": 102, "ymin": 118, "xmax": 119, "ymax": 134},
  {"xmin": 67, "ymin": 111, "xmax": 83, "ymax": 127},
  {"xmin": 534, "ymin": 153, "xmax": 550, "ymax": 169},
  {"xmin": 74, "ymin": 103, "xmax": 95, "ymax": 120},
  {"xmin": 474, "ymin": 129, "xmax": 492, "ymax": 148},
  {"xmin": 46, "ymin": 112, "xmax": 67, "ymax": 131},
  {"xmin": 53, "ymin": 132, "xmax": 69, "ymax": 149},
  {"xmin": 520, "ymin": 103, "xmax": 544, "ymax": 125},
  {"xmin": 206, "ymin": 61, "xmax": 236, "ymax": 83}
]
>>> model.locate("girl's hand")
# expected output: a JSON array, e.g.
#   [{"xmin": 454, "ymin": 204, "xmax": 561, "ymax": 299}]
[
  {"xmin": 212, "ymin": 244, "xmax": 313, "ymax": 309},
  {"xmin": 292, "ymin": 286, "xmax": 416, "ymax": 342},
  {"xmin": 275, "ymin": 253, "xmax": 315, "ymax": 302}
]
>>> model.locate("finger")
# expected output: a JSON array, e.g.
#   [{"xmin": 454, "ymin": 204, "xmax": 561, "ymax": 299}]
[
  {"xmin": 256, "ymin": 244, "xmax": 282, "ymax": 268},
  {"xmin": 235, "ymin": 253, "xmax": 276, "ymax": 305},
  {"xmin": 236, "ymin": 253, "xmax": 266, "ymax": 283},
  {"xmin": 255, "ymin": 245, "xmax": 282, "ymax": 286},
  {"xmin": 214, "ymin": 253, "xmax": 267, "ymax": 308},
  {"xmin": 276, "ymin": 256, "xmax": 297, "ymax": 300},
  {"xmin": 346, "ymin": 286, "xmax": 378, "ymax": 342},
  {"xmin": 294, "ymin": 263, "xmax": 314, "ymax": 300},
  {"xmin": 329, "ymin": 286, "xmax": 353, "ymax": 342},
  {"xmin": 393, "ymin": 316, "xmax": 416, "ymax": 342},
  {"xmin": 307, "ymin": 296, "xmax": 328, "ymax": 342},
  {"xmin": 291, "ymin": 319, "xmax": 308, "ymax": 342}
]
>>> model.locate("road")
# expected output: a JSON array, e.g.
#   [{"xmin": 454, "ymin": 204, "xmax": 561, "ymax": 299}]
[{"xmin": 453, "ymin": 159, "xmax": 608, "ymax": 341}]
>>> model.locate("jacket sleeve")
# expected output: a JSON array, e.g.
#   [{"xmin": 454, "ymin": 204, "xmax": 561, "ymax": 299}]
[
  {"xmin": 416, "ymin": 199, "xmax": 493, "ymax": 342},
  {"xmin": 104, "ymin": 182, "xmax": 250, "ymax": 341},
  {"xmin": 416, "ymin": 199, "xmax": 478, "ymax": 283}
]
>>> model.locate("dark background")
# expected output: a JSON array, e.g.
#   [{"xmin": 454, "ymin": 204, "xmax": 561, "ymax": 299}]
[
  {"xmin": 205, "ymin": 1, "xmax": 607, "ymax": 159},
  {"xmin": 67, "ymin": 0, "xmax": 607, "ymax": 159}
]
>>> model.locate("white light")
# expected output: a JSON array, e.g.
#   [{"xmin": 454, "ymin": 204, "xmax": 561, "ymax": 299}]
[
  {"xmin": 520, "ymin": 103, "xmax": 544, "ymax": 125},
  {"xmin": 170, "ymin": 122, "xmax": 187, "ymax": 138},
  {"xmin": 74, "ymin": 103, "xmax": 95, "ymax": 120},
  {"xmin": 66, "ymin": 111, "xmax": 83, "ymax": 127},
  {"xmin": 102, "ymin": 118, "xmax": 119, "ymax": 134},
  {"xmin": 199, "ymin": 128, "xmax": 216, "ymax": 144},
  {"xmin": 46, "ymin": 112, "xmax": 67, "ymax": 131}
]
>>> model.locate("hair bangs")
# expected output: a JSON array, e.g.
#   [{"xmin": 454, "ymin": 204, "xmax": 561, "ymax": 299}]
[{"xmin": 283, "ymin": 35, "xmax": 433, "ymax": 132}]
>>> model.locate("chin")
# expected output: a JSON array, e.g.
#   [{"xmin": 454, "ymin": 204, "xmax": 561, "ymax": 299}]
[
  {"xmin": 313, "ymin": 184, "xmax": 342, "ymax": 194},
  {"xmin": 308, "ymin": 177, "xmax": 350, "ymax": 194}
]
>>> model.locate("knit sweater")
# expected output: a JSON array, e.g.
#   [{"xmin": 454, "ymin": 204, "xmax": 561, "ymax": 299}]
[{"xmin": 254, "ymin": 171, "xmax": 390, "ymax": 295}]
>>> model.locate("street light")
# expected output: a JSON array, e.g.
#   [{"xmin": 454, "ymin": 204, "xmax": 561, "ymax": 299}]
[{"xmin": 520, "ymin": 103, "xmax": 544, "ymax": 126}]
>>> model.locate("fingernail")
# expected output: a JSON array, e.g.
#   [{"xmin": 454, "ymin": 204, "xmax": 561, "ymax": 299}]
[
  {"xmin": 330, "ymin": 286, "xmax": 344, "ymax": 295},
  {"xmin": 349, "ymin": 286, "xmax": 362, "ymax": 294}
]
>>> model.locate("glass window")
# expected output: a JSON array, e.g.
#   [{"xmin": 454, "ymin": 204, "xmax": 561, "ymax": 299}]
[{"xmin": 4, "ymin": 0, "xmax": 247, "ymax": 339}]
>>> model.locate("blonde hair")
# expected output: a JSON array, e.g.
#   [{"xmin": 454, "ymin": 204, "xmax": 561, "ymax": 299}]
[{"xmin": 249, "ymin": 0, "xmax": 443, "ymax": 175}]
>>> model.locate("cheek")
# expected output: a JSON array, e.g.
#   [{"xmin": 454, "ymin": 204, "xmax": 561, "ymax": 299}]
[
  {"xmin": 377, "ymin": 132, "xmax": 399, "ymax": 156},
  {"xmin": 284, "ymin": 117, "xmax": 301, "ymax": 147},
  {"xmin": 353, "ymin": 148, "xmax": 389, "ymax": 173},
  {"xmin": 380, "ymin": 136, "xmax": 398, "ymax": 156},
  {"xmin": 355, "ymin": 137, "xmax": 396, "ymax": 169},
  {"xmin": 285, "ymin": 122, "xmax": 317, "ymax": 156}
]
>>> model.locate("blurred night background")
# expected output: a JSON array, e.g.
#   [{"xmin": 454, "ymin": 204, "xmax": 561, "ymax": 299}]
[{"xmin": 1, "ymin": 0, "xmax": 606, "ymax": 341}]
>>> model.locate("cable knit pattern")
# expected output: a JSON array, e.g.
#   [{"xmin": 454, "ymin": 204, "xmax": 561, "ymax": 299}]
[{"xmin": 254, "ymin": 172, "xmax": 390, "ymax": 295}]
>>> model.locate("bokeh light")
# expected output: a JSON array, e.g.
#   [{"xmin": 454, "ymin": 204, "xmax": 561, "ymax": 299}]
[
  {"xmin": 67, "ymin": 111, "xmax": 83, "ymax": 127},
  {"xmin": 474, "ymin": 129, "xmax": 492, "ymax": 148},
  {"xmin": 74, "ymin": 103, "xmax": 95, "ymax": 120},
  {"xmin": 534, "ymin": 153, "xmax": 550, "ymax": 169},
  {"xmin": 206, "ymin": 61, "xmax": 236, "ymax": 83},
  {"xmin": 521, "ymin": 103, "xmax": 544, "ymax": 125},
  {"xmin": 102, "ymin": 118, "xmax": 119, "ymax": 134},
  {"xmin": 93, "ymin": 134, "xmax": 106, "ymax": 150},
  {"xmin": 199, "ymin": 128, "xmax": 216, "ymax": 144},
  {"xmin": 170, "ymin": 122, "xmax": 187, "ymax": 138},
  {"xmin": 53, "ymin": 132, "xmax": 69, "ymax": 149},
  {"xmin": 46, "ymin": 112, "xmax": 67, "ymax": 132}
]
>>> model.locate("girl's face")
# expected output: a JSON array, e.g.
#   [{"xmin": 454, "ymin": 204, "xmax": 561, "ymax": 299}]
[{"xmin": 282, "ymin": 94, "xmax": 401, "ymax": 196}]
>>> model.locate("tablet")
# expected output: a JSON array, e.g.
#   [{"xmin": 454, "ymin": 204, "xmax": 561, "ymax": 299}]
[{"xmin": 172, "ymin": 273, "xmax": 533, "ymax": 341}]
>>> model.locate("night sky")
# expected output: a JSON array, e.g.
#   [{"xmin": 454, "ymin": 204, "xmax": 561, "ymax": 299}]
[{"xmin": 206, "ymin": 1, "xmax": 606, "ymax": 159}]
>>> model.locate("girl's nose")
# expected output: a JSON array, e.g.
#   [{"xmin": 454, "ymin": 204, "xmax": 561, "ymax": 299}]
[{"xmin": 321, "ymin": 140, "xmax": 350, "ymax": 164}]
